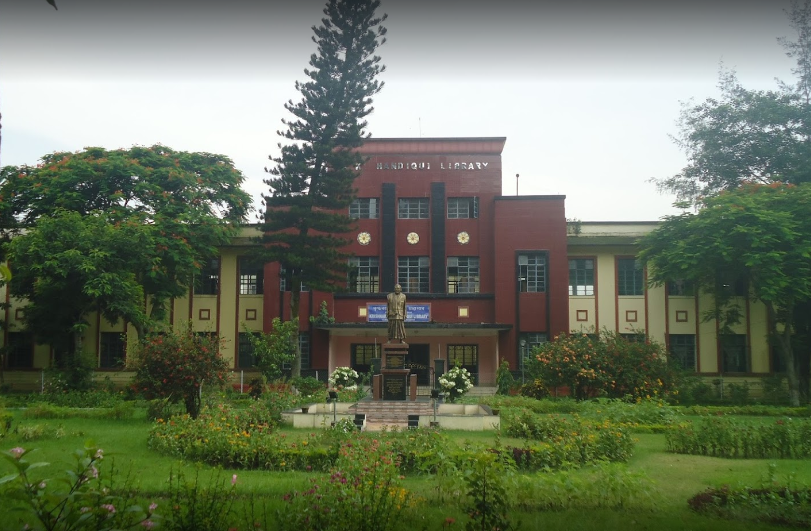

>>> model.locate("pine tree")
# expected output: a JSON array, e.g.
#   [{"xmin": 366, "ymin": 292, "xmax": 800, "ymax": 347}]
[{"xmin": 258, "ymin": 0, "xmax": 387, "ymax": 376}]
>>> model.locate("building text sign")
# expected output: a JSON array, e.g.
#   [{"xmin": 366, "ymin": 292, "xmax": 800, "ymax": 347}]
[
  {"xmin": 374, "ymin": 162, "xmax": 489, "ymax": 171},
  {"xmin": 367, "ymin": 303, "xmax": 431, "ymax": 323}
]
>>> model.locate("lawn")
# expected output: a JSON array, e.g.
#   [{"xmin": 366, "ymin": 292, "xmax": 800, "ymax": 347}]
[{"xmin": 1, "ymin": 401, "xmax": 810, "ymax": 531}]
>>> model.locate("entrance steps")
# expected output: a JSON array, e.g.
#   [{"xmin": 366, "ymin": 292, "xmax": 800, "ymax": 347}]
[{"xmin": 349, "ymin": 400, "xmax": 436, "ymax": 430}]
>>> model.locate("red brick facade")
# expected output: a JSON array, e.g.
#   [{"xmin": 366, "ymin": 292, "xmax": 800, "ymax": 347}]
[{"xmin": 262, "ymin": 137, "xmax": 569, "ymax": 385}]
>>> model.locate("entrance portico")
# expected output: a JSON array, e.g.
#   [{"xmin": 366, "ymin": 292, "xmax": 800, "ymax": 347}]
[{"xmin": 317, "ymin": 322, "xmax": 511, "ymax": 387}]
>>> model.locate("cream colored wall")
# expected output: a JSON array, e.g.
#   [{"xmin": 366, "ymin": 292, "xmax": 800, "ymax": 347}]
[{"xmin": 570, "ymin": 240, "xmax": 773, "ymax": 376}]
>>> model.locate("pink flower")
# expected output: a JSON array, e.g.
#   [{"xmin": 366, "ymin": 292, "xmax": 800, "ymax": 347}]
[
  {"xmin": 9, "ymin": 447, "xmax": 25, "ymax": 459},
  {"xmin": 141, "ymin": 520, "xmax": 155, "ymax": 529},
  {"xmin": 95, "ymin": 448, "xmax": 104, "ymax": 460},
  {"xmin": 101, "ymin": 504, "xmax": 116, "ymax": 514},
  {"xmin": 231, "ymin": 474, "xmax": 238, "ymax": 486},
  {"xmin": 148, "ymin": 502, "xmax": 158, "ymax": 513}
]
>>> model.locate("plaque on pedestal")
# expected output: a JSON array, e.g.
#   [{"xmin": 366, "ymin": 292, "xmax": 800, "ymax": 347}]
[
  {"xmin": 385, "ymin": 353, "xmax": 405, "ymax": 369},
  {"xmin": 382, "ymin": 369, "xmax": 409, "ymax": 401}
]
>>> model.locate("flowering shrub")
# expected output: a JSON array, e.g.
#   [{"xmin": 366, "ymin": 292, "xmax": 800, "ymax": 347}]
[
  {"xmin": 130, "ymin": 324, "xmax": 229, "ymax": 418},
  {"xmin": 525, "ymin": 331, "xmax": 675, "ymax": 401},
  {"xmin": 0, "ymin": 443, "xmax": 160, "ymax": 530},
  {"xmin": 438, "ymin": 366, "xmax": 473, "ymax": 402},
  {"xmin": 277, "ymin": 437, "xmax": 414, "ymax": 531},
  {"xmin": 328, "ymin": 366, "xmax": 359, "ymax": 391}
]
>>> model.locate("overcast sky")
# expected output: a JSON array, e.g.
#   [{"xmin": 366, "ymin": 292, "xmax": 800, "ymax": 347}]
[{"xmin": 0, "ymin": 0, "xmax": 799, "ymax": 221}]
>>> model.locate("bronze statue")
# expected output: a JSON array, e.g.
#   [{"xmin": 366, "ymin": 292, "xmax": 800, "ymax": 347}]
[{"xmin": 386, "ymin": 283, "xmax": 407, "ymax": 342}]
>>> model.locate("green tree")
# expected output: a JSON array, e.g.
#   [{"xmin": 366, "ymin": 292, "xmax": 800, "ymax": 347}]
[
  {"xmin": 0, "ymin": 145, "xmax": 251, "ymax": 342},
  {"xmin": 243, "ymin": 318, "xmax": 298, "ymax": 383},
  {"xmin": 650, "ymin": 1, "xmax": 811, "ymax": 403},
  {"xmin": 257, "ymin": 0, "xmax": 387, "ymax": 377},
  {"xmin": 653, "ymin": 2, "xmax": 811, "ymax": 206},
  {"xmin": 639, "ymin": 183, "xmax": 811, "ymax": 406},
  {"xmin": 5, "ymin": 210, "xmax": 147, "ymax": 361},
  {"xmin": 131, "ymin": 324, "xmax": 229, "ymax": 419}
]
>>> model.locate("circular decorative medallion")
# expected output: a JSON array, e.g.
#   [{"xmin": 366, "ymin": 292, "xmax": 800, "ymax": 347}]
[
  {"xmin": 457, "ymin": 231, "xmax": 470, "ymax": 244},
  {"xmin": 357, "ymin": 231, "xmax": 371, "ymax": 245},
  {"xmin": 406, "ymin": 232, "xmax": 420, "ymax": 245}
]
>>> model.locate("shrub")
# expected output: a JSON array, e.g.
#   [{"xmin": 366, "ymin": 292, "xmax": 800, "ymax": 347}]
[
  {"xmin": 667, "ymin": 417, "xmax": 811, "ymax": 458},
  {"xmin": 512, "ymin": 462, "xmax": 659, "ymax": 511},
  {"xmin": 163, "ymin": 468, "xmax": 237, "ymax": 531},
  {"xmin": 579, "ymin": 397, "xmax": 681, "ymax": 428},
  {"xmin": 291, "ymin": 376, "xmax": 326, "ymax": 397},
  {"xmin": 525, "ymin": 331, "xmax": 675, "ymax": 401},
  {"xmin": 40, "ymin": 389, "xmax": 127, "ymax": 409},
  {"xmin": 0, "ymin": 443, "xmax": 160, "ymax": 530},
  {"xmin": 439, "ymin": 366, "xmax": 474, "ymax": 402},
  {"xmin": 463, "ymin": 451, "xmax": 518, "ymax": 531},
  {"xmin": 130, "ymin": 323, "xmax": 229, "ymax": 419},
  {"xmin": 276, "ymin": 437, "xmax": 413, "ymax": 531},
  {"xmin": 22, "ymin": 402, "xmax": 134, "ymax": 420},
  {"xmin": 495, "ymin": 360, "xmax": 515, "ymax": 396},
  {"xmin": 43, "ymin": 352, "xmax": 96, "ymax": 393},
  {"xmin": 689, "ymin": 481, "xmax": 811, "ymax": 528},
  {"xmin": 328, "ymin": 366, "xmax": 359, "ymax": 391},
  {"xmin": 519, "ymin": 378, "xmax": 550, "ymax": 400}
]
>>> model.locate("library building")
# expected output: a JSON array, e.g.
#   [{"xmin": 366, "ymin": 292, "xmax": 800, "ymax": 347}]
[{"xmin": 1, "ymin": 137, "xmax": 780, "ymax": 393}]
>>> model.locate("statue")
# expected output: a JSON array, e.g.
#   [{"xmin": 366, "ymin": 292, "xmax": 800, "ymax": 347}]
[{"xmin": 386, "ymin": 283, "xmax": 407, "ymax": 343}]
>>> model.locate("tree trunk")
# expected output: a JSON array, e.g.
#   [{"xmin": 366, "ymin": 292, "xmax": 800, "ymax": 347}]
[{"xmin": 290, "ymin": 288, "xmax": 301, "ymax": 378}]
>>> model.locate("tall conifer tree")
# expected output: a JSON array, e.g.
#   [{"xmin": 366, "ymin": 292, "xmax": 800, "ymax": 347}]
[{"xmin": 258, "ymin": 0, "xmax": 386, "ymax": 376}]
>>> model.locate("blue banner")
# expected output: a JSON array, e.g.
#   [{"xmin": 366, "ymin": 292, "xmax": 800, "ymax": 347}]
[{"xmin": 367, "ymin": 303, "xmax": 431, "ymax": 323}]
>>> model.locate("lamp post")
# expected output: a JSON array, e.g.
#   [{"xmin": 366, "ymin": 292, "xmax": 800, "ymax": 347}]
[
  {"xmin": 328, "ymin": 390, "xmax": 338, "ymax": 426},
  {"xmin": 430, "ymin": 388, "xmax": 439, "ymax": 426}
]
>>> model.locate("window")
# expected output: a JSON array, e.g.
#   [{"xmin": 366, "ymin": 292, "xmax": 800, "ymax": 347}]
[
  {"xmin": 194, "ymin": 258, "xmax": 219, "ymax": 295},
  {"xmin": 447, "ymin": 197, "xmax": 478, "ymax": 219},
  {"xmin": 667, "ymin": 279, "xmax": 694, "ymax": 296},
  {"xmin": 669, "ymin": 334, "xmax": 696, "ymax": 371},
  {"xmin": 238, "ymin": 332, "xmax": 259, "ymax": 369},
  {"xmin": 447, "ymin": 345, "xmax": 478, "ymax": 383},
  {"xmin": 718, "ymin": 274, "xmax": 747, "ymax": 297},
  {"xmin": 398, "ymin": 256, "xmax": 429, "ymax": 293},
  {"xmin": 519, "ymin": 333, "xmax": 547, "ymax": 369},
  {"xmin": 398, "ymin": 198, "xmax": 429, "ymax": 219},
  {"xmin": 617, "ymin": 259, "xmax": 643, "ymax": 296},
  {"xmin": 239, "ymin": 259, "xmax": 264, "ymax": 295},
  {"xmin": 447, "ymin": 257, "xmax": 480, "ymax": 293},
  {"xmin": 299, "ymin": 333, "xmax": 311, "ymax": 371},
  {"xmin": 620, "ymin": 333, "xmax": 646, "ymax": 343},
  {"xmin": 6, "ymin": 332, "xmax": 33, "ymax": 369},
  {"xmin": 348, "ymin": 257, "xmax": 379, "ymax": 293},
  {"xmin": 99, "ymin": 332, "xmax": 125, "ymax": 369},
  {"xmin": 280, "ymin": 266, "xmax": 309, "ymax": 292},
  {"xmin": 568, "ymin": 259, "xmax": 594, "ymax": 296},
  {"xmin": 518, "ymin": 253, "xmax": 546, "ymax": 293},
  {"xmin": 720, "ymin": 334, "xmax": 748, "ymax": 373},
  {"xmin": 351, "ymin": 344, "xmax": 380, "ymax": 377},
  {"xmin": 350, "ymin": 198, "xmax": 379, "ymax": 219}
]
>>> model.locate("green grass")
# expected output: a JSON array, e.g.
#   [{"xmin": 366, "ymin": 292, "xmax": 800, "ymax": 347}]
[{"xmin": 2, "ymin": 407, "xmax": 811, "ymax": 530}]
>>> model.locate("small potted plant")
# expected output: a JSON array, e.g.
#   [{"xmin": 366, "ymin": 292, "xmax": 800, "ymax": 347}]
[
  {"xmin": 328, "ymin": 366, "xmax": 359, "ymax": 392},
  {"xmin": 438, "ymin": 365, "xmax": 474, "ymax": 403}
]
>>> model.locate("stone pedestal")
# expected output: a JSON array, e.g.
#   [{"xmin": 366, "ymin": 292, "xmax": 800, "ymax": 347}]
[
  {"xmin": 382, "ymin": 342, "xmax": 408, "ymax": 370},
  {"xmin": 381, "ymin": 369, "xmax": 410, "ymax": 400},
  {"xmin": 373, "ymin": 374, "xmax": 382, "ymax": 400},
  {"xmin": 371, "ymin": 342, "xmax": 416, "ymax": 401}
]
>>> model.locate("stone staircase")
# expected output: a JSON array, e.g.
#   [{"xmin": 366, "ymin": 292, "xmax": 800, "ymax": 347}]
[{"xmin": 349, "ymin": 400, "xmax": 436, "ymax": 430}]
